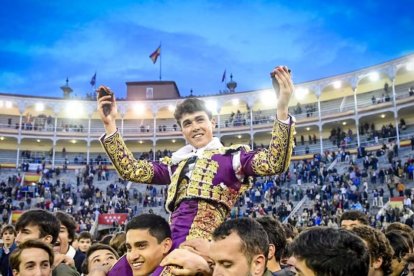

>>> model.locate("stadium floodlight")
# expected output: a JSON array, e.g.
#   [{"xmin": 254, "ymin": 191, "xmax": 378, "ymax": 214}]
[
  {"xmin": 306, "ymin": 127, "xmax": 310, "ymax": 131},
  {"xmin": 138, "ymin": 140, "xmax": 143, "ymax": 144},
  {"xmin": 237, "ymin": 135, "xmax": 242, "ymax": 139},
  {"xmin": 172, "ymin": 139, "xmax": 176, "ymax": 143},
  {"xmin": 168, "ymin": 105, "xmax": 175, "ymax": 112},
  {"xmin": 134, "ymin": 103, "xmax": 145, "ymax": 114},
  {"xmin": 381, "ymin": 114, "xmax": 386, "ymax": 118},
  {"xmin": 333, "ymin": 81, "xmax": 342, "ymax": 89},
  {"xmin": 369, "ymin": 72, "xmax": 379, "ymax": 81},
  {"xmin": 71, "ymin": 139, "xmax": 77, "ymax": 144},
  {"xmin": 232, "ymin": 98, "xmax": 239, "ymax": 106},
  {"xmin": 294, "ymin": 87, "xmax": 309, "ymax": 101},
  {"xmin": 342, "ymin": 121, "xmax": 347, "ymax": 125},
  {"xmin": 261, "ymin": 90, "xmax": 277, "ymax": 106},
  {"xmin": 407, "ymin": 62, "xmax": 413, "ymax": 71},
  {"xmin": 0, "ymin": 137, "xmax": 4, "ymax": 141},
  {"xmin": 36, "ymin": 139, "xmax": 41, "ymax": 143},
  {"xmin": 65, "ymin": 101, "xmax": 84, "ymax": 118},
  {"xmin": 206, "ymin": 100, "xmax": 217, "ymax": 113},
  {"xmin": 35, "ymin": 102, "xmax": 45, "ymax": 112}
]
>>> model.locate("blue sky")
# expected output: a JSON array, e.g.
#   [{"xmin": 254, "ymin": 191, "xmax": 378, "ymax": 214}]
[{"xmin": 1, "ymin": 0, "xmax": 413, "ymax": 99}]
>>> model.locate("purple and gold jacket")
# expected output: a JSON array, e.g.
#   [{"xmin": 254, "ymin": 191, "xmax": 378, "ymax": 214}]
[{"xmin": 102, "ymin": 117, "xmax": 294, "ymax": 275}]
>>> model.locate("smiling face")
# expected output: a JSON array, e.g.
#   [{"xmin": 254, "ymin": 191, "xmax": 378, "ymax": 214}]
[
  {"xmin": 14, "ymin": 248, "xmax": 52, "ymax": 276},
  {"xmin": 54, "ymin": 225, "xmax": 70, "ymax": 254},
  {"xmin": 125, "ymin": 229, "xmax": 172, "ymax": 276},
  {"xmin": 180, "ymin": 111, "xmax": 215, "ymax": 149}
]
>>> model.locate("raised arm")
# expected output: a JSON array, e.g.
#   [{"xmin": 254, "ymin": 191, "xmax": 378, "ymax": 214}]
[
  {"xmin": 240, "ymin": 66, "xmax": 295, "ymax": 176},
  {"xmin": 97, "ymin": 86, "xmax": 170, "ymax": 184}
]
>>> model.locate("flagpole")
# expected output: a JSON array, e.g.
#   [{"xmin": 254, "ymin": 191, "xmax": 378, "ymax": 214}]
[{"xmin": 159, "ymin": 43, "xmax": 162, "ymax": 80}]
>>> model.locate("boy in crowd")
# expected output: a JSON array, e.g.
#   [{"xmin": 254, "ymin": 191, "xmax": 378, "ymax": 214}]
[
  {"xmin": 82, "ymin": 244, "xmax": 119, "ymax": 276},
  {"xmin": 340, "ymin": 210, "xmax": 369, "ymax": 229},
  {"xmin": 0, "ymin": 225, "xmax": 17, "ymax": 276},
  {"xmin": 256, "ymin": 217, "xmax": 293, "ymax": 276},
  {"xmin": 78, "ymin": 231, "xmax": 93, "ymax": 255},
  {"xmin": 209, "ymin": 218, "xmax": 272, "ymax": 276},
  {"xmin": 108, "ymin": 213, "xmax": 173, "ymax": 276},
  {"xmin": 55, "ymin": 211, "xmax": 86, "ymax": 274},
  {"xmin": 287, "ymin": 227, "xmax": 370, "ymax": 276},
  {"xmin": 350, "ymin": 225, "xmax": 394, "ymax": 276},
  {"xmin": 15, "ymin": 209, "xmax": 80, "ymax": 276},
  {"xmin": 9, "ymin": 240, "xmax": 54, "ymax": 276}
]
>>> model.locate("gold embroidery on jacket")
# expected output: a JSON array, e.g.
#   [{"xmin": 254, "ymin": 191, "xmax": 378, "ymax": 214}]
[{"xmin": 252, "ymin": 119, "xmax": 295, "ymax": 175}]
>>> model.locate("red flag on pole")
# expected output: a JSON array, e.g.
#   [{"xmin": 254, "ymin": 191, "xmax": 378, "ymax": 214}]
[{"xmin": 149, "ymin": 45, "xmax": 161, "ymax": 64}]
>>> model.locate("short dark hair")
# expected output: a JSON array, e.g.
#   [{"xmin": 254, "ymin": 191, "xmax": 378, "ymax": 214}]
[
  {"xmin": 350, "ymin": 225, "xmax": 394, "ymax": 275},
  {"xmin": 212, "ymin": 218, "xmax": 269, "ymax": 264},
  {"xmin": 1, "ymin": 224, "xmax": 16, "ymax": 236},
  {"xmin": 256, "ymin": 216, "xmax": 286, "ymax": 262},
  {"xmin": 289, "ymin": 227, "xmax": 369, "ymax": 276},
  {"xmin": 55, "ymin": 211, "xmax": 77, "ymax": 243},
  {"xmin": 81, "ymin": 243, "xmax": 119, "ymax": 274},
  {"xmin": 125, "ymin": 214, "xmax": 171, "ymax": 243},
  {"xmin": 15, "ymin": 209, "xmax": 60, "ymax": 244},
  {"xmin": 173, "ymin": 98, "xmax": 212, "ymax": 126},
  {"xmin": 9, "ymin": 240, "xmax": 54, "ymax": 272},
  {"xmin": 78, "ymin": 231, "xmax": 92, "ymax": 241},
  {"xmin": 340, "ymin": 210, "xmax": 369, "ymax": 225},
  {"xmin": 386, "ymin": 230, "xmax": 411, "ymax": 261}
]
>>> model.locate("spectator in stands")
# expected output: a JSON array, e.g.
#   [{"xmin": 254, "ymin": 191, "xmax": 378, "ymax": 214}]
[
  {"xmin": 350, "ymin": 225, "xmax": 394, "ymax": 276},
  {"xmin": 82, "ymin": 244, "xmax": 119, "ymax": 276},
  {"xmin": 15, "ymin": 209, "xmax": 79, "ymax": 276},
  {"xmin": 340, "ymin": 210, "xmax": 369, "ymax": 229},
  {"xmin": 287, "ymin": 227, "xmax": 370, "ymax": 276},
  {"xmin": 78, "ymin": 231, "xmax": 93, "ymax": 255},
  {"xmin": 9, "ymin": 240, "xmax": 54, "ymax": 276},
  {"xmin": 108, "ymin": 213, "xmax": 172, "ymax": 276},
  {"xmin": 55, "ymin": 211, "xmax": 85, "ymax": 274},
  {"xmin": 209, "ymin": 218, "xmax": 272, "ymax": 276},
  {"xmin": 0, "ymin": 224, "xmax": 17, "ymax": 276},
  {"xmin": 256, "ymin": 216, "xmax": 292, "ymax": 275},
  {"xmin": 97, "ymin": 65, "xmax": 295, "ymax": 274}
]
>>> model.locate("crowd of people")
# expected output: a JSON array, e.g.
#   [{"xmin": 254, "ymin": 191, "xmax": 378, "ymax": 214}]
[{"xmin": 3, "ymin": 207, "xmax": 414, "ymax": 275}]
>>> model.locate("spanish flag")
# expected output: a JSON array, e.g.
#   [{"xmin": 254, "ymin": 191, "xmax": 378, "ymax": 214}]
[{"xmin": 149, "ymin": 45, "xmax": 161, "ymax": 64}]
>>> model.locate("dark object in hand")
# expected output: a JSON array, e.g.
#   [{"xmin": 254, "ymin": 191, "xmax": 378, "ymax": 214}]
[
  {"xmin": 270, "ymin": 67, "xmax": 291, "ymax": 95},
  {"xmin": 97, "ymin": 86, "xmax": 114, "ymax": 116}
]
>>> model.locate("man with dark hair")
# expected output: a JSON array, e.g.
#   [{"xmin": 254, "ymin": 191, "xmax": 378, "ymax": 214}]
[
  {"xmin": 350, "ymin": 225, "xmax": 394, "ymax": 276},
  {"xmin": 9, "ymin": 240, "xmax": 54, "ymax": 276},
  {"xmin": 0, "ymin": 224, "xmax": 17, "ymax": 276},
  {"xmin": 97, "ymin": 67, "xmax": 295, "ymax": 276},
  {"xmin": 256, "ymin": 217, "xmax": 292, "ymax": 275},
  {"xmin": 15, "ymin": 209, "xmax": 60, "ymax": 246},
  {"xmin": 287, "ymin": 227, "xmax": 370, "ymax": 276},
  {"xmin": 209, "ymin": 217, "xmax": 272, "ymax": 276},
  {"xmin": 108, "ymin": 213, "xmax": 173, "ymax": 276},
  {"xmin": 82, "ymin": 244, "xmax": 119, "ymax": 276},
  {"xmin": 55, "ymin": 211, "xmax": 85, "ymax": 274},
  {"xmin": 340, "ymin": 210, "xmax": 369, "ymax": 229},
  {"xmin": 15, "ymin": 209, "xmax": 79, "ymax": 276}
]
